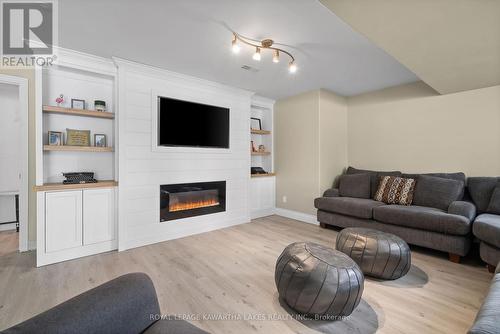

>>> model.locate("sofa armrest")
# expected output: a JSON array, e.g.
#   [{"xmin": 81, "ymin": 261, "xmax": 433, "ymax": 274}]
[
  {"xmin": 448, "ymin": 201, "xmax": 476, "ymax": 221},
  {"xmin": 323, "ymin": 188, "xmax": 340, "ymax": 198},
  {"xmin": 2, "ymin": 273, "xmax": 160, "ymax": 334},
  {"xmin": 468, "ymin": 274, "xmax": 500, "ymax": 334}
]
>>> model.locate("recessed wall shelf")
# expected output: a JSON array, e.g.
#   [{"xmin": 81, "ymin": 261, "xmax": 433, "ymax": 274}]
[
  {"xmin": 251, "ymin": 173, "xmax": 276, "ymax": 178},
  {"xmin": 43, "ymin": 105, "xmax": 114, "ymax": 119},
  {"xmin": 34, "ymin": 180, "xmax": 118, "ymax": 192},
  {"xmin": 43, "ymin": 145, "xmax": 114, "ymax": 152},
  {"xmin": 251, "ymin": 151, "xmax": 271, "ymax": 156},
  {"xmin": 251, "ymin": 129, "xmax": 271, "ymax": 135}
]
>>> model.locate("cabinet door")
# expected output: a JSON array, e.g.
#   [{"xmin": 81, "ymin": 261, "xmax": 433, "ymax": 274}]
[
  {"xmin": 45, "ymin": 190, "xmax": 83, "ymax": 253},
  {"xmin": 83, "ymin": 188, "xmax": 115, "ymax": 245}
]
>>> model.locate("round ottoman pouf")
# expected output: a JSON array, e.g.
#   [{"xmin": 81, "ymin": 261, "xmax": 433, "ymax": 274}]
[
  {"xmin": 336, "ymin": 228, "xmax": 411, "ymax": 280},
  {"xmin": 275, "ymin": 242, "xmax": 364, "ymax": 318}
]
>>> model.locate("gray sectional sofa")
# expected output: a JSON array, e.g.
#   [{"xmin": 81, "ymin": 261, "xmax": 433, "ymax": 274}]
[
  {"xmin": 469, "ymin": 261, "xmax": 500, "ymax": 334},
  {"xmin": 315, "ymin": 167, "xmax": 476, "ymax": 262},
  {"xmin": 1, "ymin": 273, "xmax": 208, "ymax": 334},
  {"xmin": 469, "ymin": 177, "xmax": 500, "ymax": 272}
]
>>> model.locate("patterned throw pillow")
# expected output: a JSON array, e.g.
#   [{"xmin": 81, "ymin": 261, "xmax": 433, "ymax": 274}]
[{"xmin": 374, "ymin": 176, "xmax": 416, "ymax": 206}]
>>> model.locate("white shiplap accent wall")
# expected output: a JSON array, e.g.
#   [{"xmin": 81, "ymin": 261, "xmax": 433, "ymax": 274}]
[{"xmin": 115, "ymin": 59, "xmax": 253, "ymax": 250}]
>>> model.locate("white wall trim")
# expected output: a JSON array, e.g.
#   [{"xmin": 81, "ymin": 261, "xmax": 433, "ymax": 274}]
[
  {"xmin": 54, "ymin": 47, "xmax": 117, "ymax": 77},
  {"xmin": 0, "ymin": 74, "xmax": 29, "ymax": 252},
  {"xmin": 112, "ymin": 57, "xmax": 254, "ymax": 99},
  {"xmin": 275, "ymin": 208, "xmax": 319, "ymax": 225}
]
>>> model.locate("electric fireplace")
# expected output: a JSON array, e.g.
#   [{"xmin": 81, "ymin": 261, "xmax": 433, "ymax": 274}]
[{"xmin": 160, "ymin": 181, "xmax": 226, "ymax": 221}]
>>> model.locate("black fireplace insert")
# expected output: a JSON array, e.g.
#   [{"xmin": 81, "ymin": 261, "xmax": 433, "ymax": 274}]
[{"xmin": 160, "ymin": 181, "xmax": 226, "ymax": 221}]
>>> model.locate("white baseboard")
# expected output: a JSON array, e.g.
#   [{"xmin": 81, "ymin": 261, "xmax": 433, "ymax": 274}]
[
  {"xmin": 250, "ymin": 208, "xmax": 276, "ymax": 219},
  {"xmin": 275, "ymin": 208, "xmax": 319, "ymax": 225}
]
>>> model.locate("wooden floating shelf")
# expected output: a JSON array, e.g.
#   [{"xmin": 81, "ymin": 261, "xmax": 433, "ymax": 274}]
[
  {"xmin": 251, "ymin": 173, "xmax": 276, "ymax": 178},
  {"xmin": 251, "ymin": 151, "xmax": 271, "ymax": 156},
  {"xmin": 251, "ymin": 129, "xmax": 271, "ymax": 135},
  {"xmin": 34, "ymin": 180, "xmax": 118, "ymax": 192},
  {"xmin": 43, "ymin": 105, "xmax": 114, "ymax": 119},
  {"xmin": 44, "ymin": 145, "xmax": 114, "ymax": 152}
]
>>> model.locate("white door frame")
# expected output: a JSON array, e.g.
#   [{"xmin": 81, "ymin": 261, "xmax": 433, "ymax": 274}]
[{"xmin": 0, "ymin": 74, "xmax": 29, "ymax": 252}]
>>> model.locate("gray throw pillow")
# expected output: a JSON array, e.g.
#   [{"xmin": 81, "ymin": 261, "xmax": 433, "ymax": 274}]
[
  {"xmin": 338, "ymin": 173, "xmax": 371, "ymax": 199},
  {"xmin": 487, "ymin": 184, "xmax": 500, "ymax": 214},
  {"xmin": 413, "ymin": 175, "xmax": 464, "ymax": 211},
  {"xmin": 346, "ymin": 166, "xmax": 402, "ymax": 198}
]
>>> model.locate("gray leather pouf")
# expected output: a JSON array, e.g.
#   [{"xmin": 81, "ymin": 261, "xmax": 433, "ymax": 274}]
[
  {"xmin": 275, "ymin": 242, "xmax": 364, "ymax": 318},
  {"xmin": 336, "ymin": 227, "xmax": 411, "ymax": 280}
]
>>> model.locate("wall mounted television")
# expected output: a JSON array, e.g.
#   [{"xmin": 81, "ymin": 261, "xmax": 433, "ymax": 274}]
[{"xmin": 157, "ymin": 96, "xmax": 230, "ymax": 149}]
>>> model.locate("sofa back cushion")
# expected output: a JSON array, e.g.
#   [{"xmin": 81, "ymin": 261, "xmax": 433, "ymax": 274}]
[
  {"xmin": 413, "ymin": 175, "xmax": 464, "ymax": 210},
  {"xmin": 338, "ymin": 173, "xmax": 371, "ymax": 199},
  {"xmin": 374, "ymin": 176, "xmax": 416, "ymax": 205},
  {"xmin": 346, "ymin": 166, "xmax": 402, "ymax": 198},
  {"xmin": 468, "ymin": 177, "xmax": 500, "ymax": 213},
  {"xmin": 487, "ymin": 184, "xmax": 500, "ymax": 214}
]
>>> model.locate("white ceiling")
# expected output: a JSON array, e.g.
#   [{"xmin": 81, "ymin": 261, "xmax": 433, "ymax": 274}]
[{"xmin": 58, "ymin": 0, "xmax": 418, "ymax": 99}]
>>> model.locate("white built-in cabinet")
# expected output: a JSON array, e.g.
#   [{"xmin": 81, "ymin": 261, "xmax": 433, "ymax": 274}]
[
  {"xmin": 44, "ymin": 188, "xmax": 114, "ymax": 253},
  {"xmin": 45, "ymin": 190, "xmax": 82, "ymax": 252},
  {"xmin": 35, "ymin": 49, "xmax": 118, "ymax": 266}
]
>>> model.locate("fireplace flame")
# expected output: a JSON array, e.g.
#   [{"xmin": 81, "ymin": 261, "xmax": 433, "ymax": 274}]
[{"xmin": 169, "ymin": 198, "xmax": 220, "ymax": 212}]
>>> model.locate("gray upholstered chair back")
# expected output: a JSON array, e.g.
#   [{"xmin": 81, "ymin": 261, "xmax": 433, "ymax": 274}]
[{"xmin": 468, "ymin": 177, "xmax": 500, "ymax": 213}]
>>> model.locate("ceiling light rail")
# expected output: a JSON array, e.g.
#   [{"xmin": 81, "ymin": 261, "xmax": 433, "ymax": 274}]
[{"xmin": 231, "ymin": 32, "xmax": 297, "ymax": 74}]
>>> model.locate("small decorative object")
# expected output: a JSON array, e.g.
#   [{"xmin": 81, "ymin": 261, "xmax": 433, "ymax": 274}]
[
  {"xmin": 94, "ymin": 134, "xmax": 107, "ymax": 147},
  {"xmin": 251, "ymin": 167, "xmax": 267, "ymax": 174},
  {"xmin": 71, "ymin": 99, "xmax": 85, "ymax": 110},
  {"xmin": 250, "ymin": 117, "xmax": 262, "ymax": 130},
  {"xmin": 251, "ymin": 140, "xmax": 257, "ymax": 152},
  {"xmin": 258, "ymin": 144, "xmax": 266, "ymax": 152},
  {"xmin": 66, "ymin": 128, "xmax": 90, "ymax": 146},
  {"xmin": 94, "ymin": 100, "xmax": 106, "ymax": 112},
  {"xmin": 63, "ymin": 172, "xmax": 97, "ymax": 184},
  {"xmin": 55, "ymin": 94, "xmax": 64, "ymax": 107},
  {"xmin": 48, "ymin": 131, "xmax": 62, "ymax": 146}
]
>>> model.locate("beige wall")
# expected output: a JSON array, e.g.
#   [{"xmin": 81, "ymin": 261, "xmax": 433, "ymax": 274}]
[
  {"xmin": 0, "ymin": 68, "xmax": 37, "ymax": 245},
  {"xmin": 275, "ymin": 81, "xmax": 500, "ymax": 215},
  {"xmin": 275, "ymin": 89, "xmax": 348, "ymax": 215},
  {"xmin": 348, "ymin": 82, "xmax": 500, "ymax": 176}
]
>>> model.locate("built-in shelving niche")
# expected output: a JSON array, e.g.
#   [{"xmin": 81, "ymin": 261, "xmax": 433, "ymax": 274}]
[{"xmin": 41, "ymin": 65, "xmax": 116, "ymax": 185}]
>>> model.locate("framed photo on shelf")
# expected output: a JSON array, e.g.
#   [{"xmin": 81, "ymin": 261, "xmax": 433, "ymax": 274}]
[
  {"xmin": 66, "ymin": 128, "xmax": 90, "ymax": 146},
  {"xmin": 94, "ymin": 134, "xmax": 107, "ymax": 147},
  {"xmin": 71, "ymin": 99, "xmax": 85, "ymax": 110},
  {"xmin": 251, "ymin": 117, "xmax": 262, "ymax": 130},
  {"xmin": 48, "ymin": 131, "xmax": 62, "ymax": 146}
]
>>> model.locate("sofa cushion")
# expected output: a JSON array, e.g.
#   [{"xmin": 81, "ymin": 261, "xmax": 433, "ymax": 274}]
[
  {"xmin": 413, "ymin": 175, "xmax": 464, "ymax": 211},
  {"xmin": 473, "ymin": 214, "xmax": 500, "ymax": 248},
  {"xmin": 314, "ymin": 197, "xmax": 386, "ymax": 219},
  {"xmin": 402, "ymin": 172, "xmax": 466, "ymax": 184},
  {"xmin": 487, "ymin": 184, "xmax": 500, "ymax": 214},
  {"xmin": 374, "ymin": 176, "xmax": 416, "ymax": 205},
  {"xmin": 346, "ymin": 166, "xmax": 402, "ymax": 198},
  {"xmin": 373, "ymin": 205, "xmax": 471, "ymax": 236},
  {"xmin": 338, "ymin": 173, "xmax": 371, "ymax": 199},
  {"xmin": 468, "ymin": 177, "xmax": 500, "ymax": 213}
]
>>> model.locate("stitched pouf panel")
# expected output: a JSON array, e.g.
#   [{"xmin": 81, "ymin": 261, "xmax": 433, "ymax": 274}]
[
  {"xmin": 275, "ymin": 242, "xmax": 364, "ymax": 318},
  {"xmin": 336, "ymin": 227, "xmax": 411, "ymax": 280}
]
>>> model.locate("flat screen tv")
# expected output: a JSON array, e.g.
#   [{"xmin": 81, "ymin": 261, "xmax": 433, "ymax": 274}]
[{"xmin": 157, "ymin": 96, "xmax": 230, "ymax": 149}]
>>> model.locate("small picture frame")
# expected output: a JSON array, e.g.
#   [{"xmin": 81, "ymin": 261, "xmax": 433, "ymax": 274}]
[
  {"xmin": 251, "ymin": 117, "xmax": 262, "ymax": 130},
  {"xmin": 94, "ymin": 134, "xmax": 107, "ymax": 147},
  {"xmin": 71, "ymin": 99, "xmax": 85, "ymax": 110},
  {"xmin": 48, "ymin": 131, "xmax": 62, "ymax": 146}
]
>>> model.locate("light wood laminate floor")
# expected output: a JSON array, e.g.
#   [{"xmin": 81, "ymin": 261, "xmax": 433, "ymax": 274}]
[
  {"xmin": 0, "ymin": 216, "xmax": 493, "ymax": 333},
  {"xmin": 0, "ymin": 230, "xmax": 18, "ymax": 257}
]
